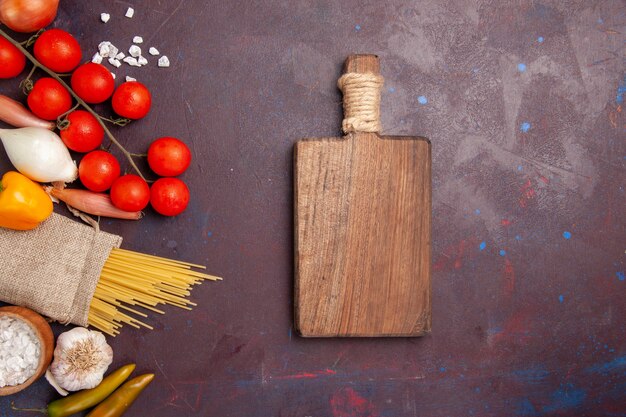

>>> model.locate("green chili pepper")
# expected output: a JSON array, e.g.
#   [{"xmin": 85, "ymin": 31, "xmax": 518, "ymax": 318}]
[
  {"xmin": 86, "ymin": 373, "xmax": 154, "ymax": 417},
  {"xmin": 47, "ymin": 364, "xmax": 136, "ymax": 417}
]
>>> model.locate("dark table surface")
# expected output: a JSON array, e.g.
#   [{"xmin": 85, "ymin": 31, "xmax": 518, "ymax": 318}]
[{"xmin": 1, "ymin": 0, "xmax": 625, "ymax": 416}]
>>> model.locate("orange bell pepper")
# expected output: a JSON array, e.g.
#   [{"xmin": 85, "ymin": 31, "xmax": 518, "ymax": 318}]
[{"xmin": 0, "ymin": 171, "xmax": 53, "ymax": 230}]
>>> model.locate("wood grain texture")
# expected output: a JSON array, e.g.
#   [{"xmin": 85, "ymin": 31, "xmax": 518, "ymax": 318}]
[{"xmin": 295, "ymin": 55, "xmax": 431, "ymax": 337}]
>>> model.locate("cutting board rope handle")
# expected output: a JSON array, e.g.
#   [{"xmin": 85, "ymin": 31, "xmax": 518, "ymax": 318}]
[{"xmin": 337, "ymin": 54, "xmax": 384, "ymax": 134}]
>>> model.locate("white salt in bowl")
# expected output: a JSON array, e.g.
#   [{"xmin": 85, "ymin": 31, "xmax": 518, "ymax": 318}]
[{"xmin": 0, "ymin": 306, "xmax": 54, "ymax": 396}]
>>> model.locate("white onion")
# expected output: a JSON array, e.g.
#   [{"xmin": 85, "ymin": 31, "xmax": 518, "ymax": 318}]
[{"xmin": 0, "ymin": 127, "xmax": 77, "ymax": 183}]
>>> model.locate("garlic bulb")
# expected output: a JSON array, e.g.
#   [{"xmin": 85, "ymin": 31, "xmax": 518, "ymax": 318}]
[
  {"xmin": 50, "ymin": 327, "xmax": 113, "ymax": 391},
  {"xmin": 0, "ymin": 127, "xmax": 78, "ymax": 183}
]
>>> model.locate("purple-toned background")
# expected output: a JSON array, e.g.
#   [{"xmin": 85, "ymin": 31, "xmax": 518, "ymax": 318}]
[{"xmin": 1, "ymin": 1, "xmax": 624, "ymax": 416}]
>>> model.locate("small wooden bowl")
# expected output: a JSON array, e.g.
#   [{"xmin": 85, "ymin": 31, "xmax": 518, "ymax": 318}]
[{"xmin": 0, "ymin": 306, "xmax": 54, "ymax": 396}]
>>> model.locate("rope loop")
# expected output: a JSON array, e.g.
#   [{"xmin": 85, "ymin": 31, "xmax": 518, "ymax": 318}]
[{"xmin": 337, "ymin": 72, "xmax": 384, "ymax": 133}]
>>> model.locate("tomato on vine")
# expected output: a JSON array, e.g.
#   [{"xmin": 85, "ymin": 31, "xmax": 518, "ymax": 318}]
[
  {"xmin": 71, "ymin": 63, "xmax": 115, "ymax": 104},
  {"xmin": 110, "ymin": 174, "xmax": 150, "ymax": 212},
  {"xmin": 79, "ymin": 150, "xmax": 120, "ymax": 192},
  {"xmin": 112, "ymin": 81, "xmax": 151, "ymax": 119},
  {"xmin": 0, "ymin": 35, "xmax": 25, "ymax": 79},
  {"xmin": 147, "ymin": 137, "xmax": 191, "ymax": 177},
  {"xmin": 60, "ymin": 110, "xmax": 104, "ymax": 153},
  {"xmin": 27, "ymin": 77, "xmax": 72, "ymax": 120},
  {"xmin": 34, "ymin": 28, "xmax": 82, "ymax": 73},
  {"xmin": 150, "ymin": 178, "xmax": 189, "ymax": 216}
]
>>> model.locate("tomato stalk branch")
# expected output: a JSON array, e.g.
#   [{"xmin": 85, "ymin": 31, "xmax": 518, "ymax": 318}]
[
  {"xmin": 0, "ymin": 27, "xmax": 146, "ymax": 180},
  {"xmin": 56, "ymin": 102, "xmax": 81, "ymax": 130},
  {"xmin": 99, "ymin": 116, "xmax": 132, "ymax": 127}
]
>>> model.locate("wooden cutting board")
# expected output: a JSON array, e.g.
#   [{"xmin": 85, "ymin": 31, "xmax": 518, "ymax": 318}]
[{"xmin": 294, "ymin": 55, "xmax": 431, "ymax": 337}]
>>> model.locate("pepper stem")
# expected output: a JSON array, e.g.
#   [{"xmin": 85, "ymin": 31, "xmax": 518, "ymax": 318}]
[{"xmin": 10, "ymin": 401, "xmax": 46, "ymax": 414}]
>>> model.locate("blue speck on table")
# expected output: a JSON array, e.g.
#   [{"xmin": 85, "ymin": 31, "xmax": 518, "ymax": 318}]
[{"xmin": 616, "ymin": 74, "xmax": 626, "ymax": 104}]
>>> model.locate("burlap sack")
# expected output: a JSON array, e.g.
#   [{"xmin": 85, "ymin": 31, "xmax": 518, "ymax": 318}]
[{"xmin": 0, "ymin": 213, "xmax": 122, "ymax": 326}]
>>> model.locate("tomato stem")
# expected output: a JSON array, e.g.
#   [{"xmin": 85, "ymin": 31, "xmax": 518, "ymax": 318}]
[
  {"xmin": 19, "ymin": 65, "xmax": 37, "ymax": 94},
  {"xmin": 99, "ymin": 116, "xmax": 133, "ymax": 127},
  {"xmin": 19, "ymin": 29, "xmax": 44, "ymax": 48},
  {"xmin": 0, "ymin": 27, "xmax": 147, "ymax": 181},
  {"xmin": 56, "ymin": 102, "xmax": 81, "ymax": 128}
]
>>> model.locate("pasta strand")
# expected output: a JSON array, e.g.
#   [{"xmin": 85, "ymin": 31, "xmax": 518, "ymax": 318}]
[{"xmin": 87, "ymin": 248, "xmax": 219, "ymax": 335}]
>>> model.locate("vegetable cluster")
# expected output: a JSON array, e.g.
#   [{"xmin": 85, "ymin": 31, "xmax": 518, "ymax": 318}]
[
  {"xmin": 0, "ymin": 16, "xmax": 193, "ymax": 229},
  {"xmin": 13, "ymin": 363, "xmax": 153, "ymax": 417}
]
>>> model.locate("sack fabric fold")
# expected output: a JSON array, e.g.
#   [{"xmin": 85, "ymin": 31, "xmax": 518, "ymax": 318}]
[{"xmin": 0, "ymin": 213, "xmax": 122, "ymax": 326}]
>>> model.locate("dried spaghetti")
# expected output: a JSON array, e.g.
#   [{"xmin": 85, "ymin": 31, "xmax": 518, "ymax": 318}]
[{"xmin": 88, "ymin": 247, "xmax": 221, "ymax": 336}]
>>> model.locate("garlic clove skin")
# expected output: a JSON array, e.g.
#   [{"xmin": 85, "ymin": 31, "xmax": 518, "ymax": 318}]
[
  {"xmin": 0, "ymin": 127, "xmax": 78, "ymax": 183},
  {"xmin": 50, "ymin": 327, "xmax": 113, "ymax": 391},
  {"xmin": 45, "ymin": 368, "xmax": 69, "ymax": 396}
]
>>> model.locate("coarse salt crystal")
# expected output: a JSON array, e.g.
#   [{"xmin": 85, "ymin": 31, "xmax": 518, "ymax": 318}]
[
  {"xmin": 115, "ymin": 52, "xmax": 125, "ymax": 60},
  {"xmin": 110, "ymin": 72, "xmax": 116, "ymax": 79},
  {"xmin": 108, "ymin": 57, "xmax": 122, "ymax": 68},
  {"xmin": 132, "ymin": 36, "xmax": 143, "ymax": 44},
  {"xmin": 137, "ymin": 56, "xmax": 148, "ymax": 66},
  {"xmin": 91, "ymin": 53, "xmax": 103, "ymax": 64},
  {"xmin": 158, "ymin": 55, "xmax": 170, "ymax": 67},
  {"xmin": 98, "ymin": 42, "xmax": 111, "ymax": 57},
  {"xmin": 98, "ymin": 41, "xmax": 118, "ymax": 58},
  {"xmin": 123, "ymin": 56, "xmax": 140, "ymax": 67},
  {"xmin": 148, "ymin": 47, "xmax": 159, "ymax": 56},
  {"xmin": 128, "ymin": 45, "xmax": 141, "ymax": 58},
  {"xmin": 125, "ymin": 7, "xmax": 134, "ymax": 18},
  {"xmin": 125, "ymin": 76, "xmax": 136, "ymax": 82},
  {"xmin": 100, "ymin": 13, "xmax": 110, "ymax": 23}
]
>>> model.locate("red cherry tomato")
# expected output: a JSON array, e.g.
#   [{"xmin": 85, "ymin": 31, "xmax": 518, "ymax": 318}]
[
  {"xmin": 0, "ymin": 36, "xmax": 26, "ymax": 79},
  {"xmin": 27, "ymin": 77, "xmax": 72, "ymax": 120},
  {"xmin": 78, "ymin": 150, "xmax": 120, "ymax": 192},
  {"xmin": 60, "ymin": 110, "xmax": 104, "ymax": 153},
  {"xmin": 110, "ymin": 175, "xmax": 150, "ymax": 211},
  {"xmin": 111, "ymin": 81, "xmax": 151, "ymax": 119},
  {"xmin": 150, "ymin": 177, "xmax": 190, "ymax": 216},
  {"xmin": 147, "ymin": 137, "xmax": 191, "ymax": 177},
  {"xmin": 33, "ymin": 28, "xmax": 82, "ymax": 73},
  {"xmin": 71, "ymin": 63, "xmax": 115, "ymax": 104}
]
